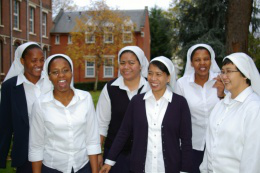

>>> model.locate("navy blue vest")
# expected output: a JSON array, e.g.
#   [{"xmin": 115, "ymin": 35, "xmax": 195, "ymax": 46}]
[{"xmin": 105, "ymin": 78, "xmax": 144, "ymax": 152}]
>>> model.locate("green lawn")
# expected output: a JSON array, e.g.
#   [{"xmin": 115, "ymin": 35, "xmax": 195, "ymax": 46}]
[{"xmin": 0, "ymin": 91, "xmax": 101, "ymax": 173}]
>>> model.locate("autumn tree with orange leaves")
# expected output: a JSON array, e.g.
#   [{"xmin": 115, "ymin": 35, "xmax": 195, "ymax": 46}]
[{"xmin": 66, "ymin": 0, "xmax": 135, "ymax": 91}]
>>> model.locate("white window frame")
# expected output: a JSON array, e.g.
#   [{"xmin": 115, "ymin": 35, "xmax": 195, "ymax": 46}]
[
  {"xmin": 55, "ymin": 35, "xmax": 60, "ymax": 44},
  {"xmin": 29, "ymin": 6, "xmax": 35, "ymax": 33},
  {"xmin": 14, "ymin": 0, "xmax": 20, "ymax": 29},
  {"xmin": 103, "ymin": 56, "xmax": 114, "ymax": 78},
  {"xmin": 123, "ymin": 25, "xmax": 133, "ymax": 43},
  {"xmin": 85, "ymin": 25, "xmax": 95, "ymax": 43},
  {"xmin": 104, "ymin": 26, "xmax": 114, "ymax": 43},
  {"xmin": 68, "ymin": 35, "xmax": 72, "ymax": 44},
  {"xmin": 85, "ymin": 58, "xmax": 95, "ymax": 78},
  {"xmin": 42, "ymin": 12, "xmax": 47, "ymax": 37}
]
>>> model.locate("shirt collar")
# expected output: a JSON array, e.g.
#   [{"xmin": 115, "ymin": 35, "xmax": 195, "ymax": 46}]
[
  {"xmin": 16, "ymin": 73, "xmax": 44, "ymax": 86},
  {"xmin": 111, "ymin": 76, "xmax": 147, "ymax": 91},
  {"xmin": 144, "ymin": 86, "xmax": 173, "ymax": 103},
  {"xmin": 224, "ymin": 86, "xmax": 253, "ymax": 104}
]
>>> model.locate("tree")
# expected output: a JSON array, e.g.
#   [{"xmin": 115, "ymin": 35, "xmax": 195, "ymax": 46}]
[
  {"xmin": 226, "ymin": 0, "xmax": 253, "ymax": 53},
  {"xmin": 149, "ymin": 6, "xmax": 173, "ymax": 59},
  {"xmin": 52, "ymin": 0, "xmax": 78, "ymax": 18},
  {"xmin": 168, "ymin": 0, "xmax": 227, "ymax": 66},
  {"xmin": 66, "ymin": 0, "xmax": 132, "ymax": 91}
]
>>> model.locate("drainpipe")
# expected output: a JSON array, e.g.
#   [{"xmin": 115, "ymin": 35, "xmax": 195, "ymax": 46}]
[
  {"xmin": 40, "ymin": 0, "xmax": 42, "ymax": 46},
  {"xmin": 10, "ymin": 0, "xmax": 13, "ymax": 63},
  {"xmin": 27, "ymin": 0, "xmax": 29, "ymax": 40}
]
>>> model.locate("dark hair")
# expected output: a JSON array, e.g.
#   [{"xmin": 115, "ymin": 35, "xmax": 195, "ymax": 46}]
[
  {"xmin": 21, "ymin": 44, "xmax": 42, "ymax": 59},
  {"xmin": 190, "ymin": 47, "xmax": 211, "ymax": 61},
  {"xmin": 149, "ymin": 60, "xmax": 170, "ymax": 75},
  {"xmin": 222, "ymin": 58, "xmax": 251, "ymax": 86},
  {"xmin": 48, "ymin": 56, "xmax": 72, "ymax": 74},
  {"xmin": 119, "ymin": 50, "xmax": 140, "ymax": 64}
]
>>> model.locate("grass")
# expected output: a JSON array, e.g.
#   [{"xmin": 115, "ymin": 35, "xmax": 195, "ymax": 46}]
[{"xmin": 0, "ymin": 91, "xmax": 101, "ymax": 173}]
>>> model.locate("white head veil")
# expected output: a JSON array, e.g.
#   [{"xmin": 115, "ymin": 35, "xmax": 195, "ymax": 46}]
[
  {"xmin": 184, "ymin": 43, "xmax": 220, "ymax": 76},
  {"xmin": 118, "ymin": 46, "xmax": 149, "ymax": 78},
  {"xmin": 4, "ymin": 42, "xmax": 40, "ymax": 82},
  {"xmin": 43, "ymin": 54, "xmax": 74, "ymax": 91},
  {"xmin": 150, "ymin": 56, "xmax": 176, "ymax": 91},
  {"xmin": 223, "ymin": 52, "xmax": 260, "ymax": 96}
]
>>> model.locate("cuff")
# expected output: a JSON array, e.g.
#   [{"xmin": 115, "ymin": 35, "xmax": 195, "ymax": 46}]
[
  {"xmin": 28, "ymin": 152, "xmax": 43, "ymax": 162},
  {"xmin": 99, "ymin": 128, "xmax": 108, "ymax": 137},
  {"xmin": 86, "ymin": 144, "xmax": 101, "ymax": 155},
  {"xmin": 104, "ymin": 159, "xmax": 116, "ymax": 166}
]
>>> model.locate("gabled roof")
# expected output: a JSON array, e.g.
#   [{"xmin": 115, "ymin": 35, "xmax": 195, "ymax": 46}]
[{"xmin": 51, "ymin": 9, "xmax": 148, "ymax": 34}]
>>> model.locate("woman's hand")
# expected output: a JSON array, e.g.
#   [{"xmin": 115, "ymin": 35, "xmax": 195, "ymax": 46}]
[
  {"xmin": 98, "ymin": 154, "xmax": 104, "ymax": 170},
  {"xmin": 213, "ymin": 75, "xmax": 225, "ymax": 99},
  {"xmin": 99, "ymin": 164, "xmax": 111, "ymax": 173}
]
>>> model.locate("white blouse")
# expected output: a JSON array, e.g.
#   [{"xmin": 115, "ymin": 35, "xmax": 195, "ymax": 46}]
[
  {"xmin": 200, "ymin": 87, "xmax": 260, "ymax": 173},
  {"xmin": 96, "ymin": 76, "xmax": 149, "ymax": 137},
  {"xmin": 29, "ymin": 89, "xmax": 101, "ymax": 173},
  {"xmin": 174, "ymin": 72, "xmax": 220, "ymax": 151}
]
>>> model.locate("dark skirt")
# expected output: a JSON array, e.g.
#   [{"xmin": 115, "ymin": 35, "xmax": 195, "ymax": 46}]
[{"xmin": 41, "ymin": 162, "xmax": 91, "ymax": 173}]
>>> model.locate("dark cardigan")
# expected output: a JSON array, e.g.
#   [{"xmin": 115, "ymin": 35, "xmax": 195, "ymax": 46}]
[{"xmin": 107, "ymin": 92, "xmax": 193, "ymax": 173}]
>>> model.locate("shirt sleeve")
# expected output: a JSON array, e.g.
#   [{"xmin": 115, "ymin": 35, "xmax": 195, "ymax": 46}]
[
  {"xmin": 199, "ymin": 149, "xmax": 208, "ymax": 173},
  {"xmin": 0, "ymin": 81, "xmax": 13, "ymax": 168},
  {"xmin": 28, "ymin": 100, "xmax": 45, "ymax": 162},
  {"xmin": 240, "ymin": 104, "xmax": 260, "ymax": 172},
  {"xmin": 96, "ymin": 84, "xmax": 111, "ymax": 137},
  {"xmin": 85, "ymin": 93, "xmax": 101, "ymax": 155}
]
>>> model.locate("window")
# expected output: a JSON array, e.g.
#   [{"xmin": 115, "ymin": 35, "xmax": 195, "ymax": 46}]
[
  {"xmin": 85, "ymin": 60, "xmax": 95, "ymax": 77},
  {"xmin": 68, "ymin": 35, "xmax": 72, "ymax": 44},
  {"xmin": 14, "ymin": 0, "xmax": 20, "ymax": 29},
  {"xmin": 42, "ymin": 13, "xmax": 47, "ymax": 37},
  {"xmin": 123, "ymin": 25, "xmax": 133, "ymax": 43},
  {"xmin": 141, "ymin": 31, "xmax": 145, "ymax": 37},
  {"xmin": 43, "ymin": 47, "xmax": 48, "ymax": 59},
  {"xmin": 103, "ymin": 57, "xmax": 114, "ymax": 78},
  {"xmin": 29, "ymin": 7, "xmax": 35, "ymax": 33},
  {"xmin": 85, "ymin": 26, "xmax": 95, "ymax": 43},
  {"xmin": 104, "ymin": 26, "xmax": 113, "ymax": 43},
  {"xmin": 55, "ymin": 35, "xmax": 60, "ymax": 44}
]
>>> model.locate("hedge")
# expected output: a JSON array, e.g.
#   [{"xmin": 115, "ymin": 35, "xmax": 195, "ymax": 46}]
[{"xmin": 74, "ymin": 81, "xmax": 108, "ymax": 91}]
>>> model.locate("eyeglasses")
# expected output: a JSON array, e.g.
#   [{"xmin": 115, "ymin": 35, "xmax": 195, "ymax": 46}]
[
  {"xmin": 219, "ymin": 69, "xmax": 239, "ymax": 76},
  {"xmin": 49, "ymin": 69, "xmax": 71, "ymax": 76}
]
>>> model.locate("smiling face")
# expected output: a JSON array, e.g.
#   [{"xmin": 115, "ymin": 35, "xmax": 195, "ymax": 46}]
[
  {"xmin": 148, "ymin": 63, "xmax": 170, "ymax": 96},
  {"xmin": 191, "ymin": 49, "xmax": 211, "ymax": 78},
  {"xmin": 220, "ymin": 63, "xmax": 248, "ymax": 97},
  {"xmin": 20, "ymin": 47, "xmax": 44, "ymax": 83},
  {"xmin": 119, "ymin": 52, "xmax": 141, "ymax": 81},
  {"xmin": 48, "ymin": 57, "xmax": 72, "ymax": 94}
]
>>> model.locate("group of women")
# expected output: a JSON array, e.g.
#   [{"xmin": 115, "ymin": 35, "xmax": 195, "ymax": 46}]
[{"xmin": 0, "ymin": 41, "xmax": 259, "ymax": 173}]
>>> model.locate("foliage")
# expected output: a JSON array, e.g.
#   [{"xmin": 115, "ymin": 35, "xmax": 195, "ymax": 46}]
[
  {"xmin": 168, "ymin": 0, "xmax": 227, "ymax": 64},
  {"xmin": 149, "ymin": 6, "xmax": 173, "ymax": 59},
  {"xmin": 52, "ymin": 0, "xmax": 78, "ymax": 18},
  {"xmin": 74, "ymin": 81, "xmax": 107, "ymax": 91},
  {"xmin": 66, "ymin": 0, "xmax": 133, "ymax": 91}
]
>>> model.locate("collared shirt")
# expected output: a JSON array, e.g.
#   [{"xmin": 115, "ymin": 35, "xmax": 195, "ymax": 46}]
[
  {"xmin": 29, "ymin": 89, "xmax": 101, "ymax": 173},
  {"xmin": 174, "ymin": 72, "xmax": 220, "ymax": 151},
  {"xmin": 143, "ymin": 87, "xmax": 172, "ymax": 173},
  {"xmin": 97, "ymin": 76, "xmax": 149, "ymax": 137},
  {"xmin": 200, "ymin": 87, "xmax": 260, "ymax": 173},
  {"xmin": 17, "ymin": 73, "xmax": 44, "ymax": 117}
]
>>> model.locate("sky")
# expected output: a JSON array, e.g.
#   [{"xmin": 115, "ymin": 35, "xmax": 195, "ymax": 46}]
[{"xmin": 73, "ymin": 0, "xmax": 173, "ymax": 10}]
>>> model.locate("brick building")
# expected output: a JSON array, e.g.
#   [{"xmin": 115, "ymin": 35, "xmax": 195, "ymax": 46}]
[
  {"xmin": 0, "ymin": 0, "xmax": 52, "ymax": 82},
  {"xmin": 50, "ymin": 7, "xmax": 150, "ymax": 83}
]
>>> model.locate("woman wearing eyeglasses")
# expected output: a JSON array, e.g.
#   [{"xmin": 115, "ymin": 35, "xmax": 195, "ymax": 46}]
[
  {"xmin": 200, "ymin": 53, "xmax": 260, "ymax": 173},
  {"xmin": 29, "ymin": 54, "xmax": 101, "ymax": 173},
  {"xmin": 174, "ymin": 44, "xmax": 224, "ymax": 173}
]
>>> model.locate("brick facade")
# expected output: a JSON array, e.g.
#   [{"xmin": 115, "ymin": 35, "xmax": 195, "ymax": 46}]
[{"xmin": 0, "ymin": 0, "xmax": 52, "ymax": 82}]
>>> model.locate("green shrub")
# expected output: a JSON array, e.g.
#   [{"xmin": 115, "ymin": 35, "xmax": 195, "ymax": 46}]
[{"xmin": 74, "ymin": 81, "xmax": 108, "ymax": 91}]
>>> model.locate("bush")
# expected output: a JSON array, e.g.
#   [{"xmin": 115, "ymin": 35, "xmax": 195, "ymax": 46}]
[{"xmin": 74, "ymin": 81, "xmax": 108, "ymax": 91}]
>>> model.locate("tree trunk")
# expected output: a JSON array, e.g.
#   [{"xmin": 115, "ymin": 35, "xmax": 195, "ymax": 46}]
[
  {"xmin": 94, "ymin": 68, "xmax": 99, "ymax": 91},
  {"xmin": 226, "ymin": 0, "xmax": 253, "ymax": 54}
]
